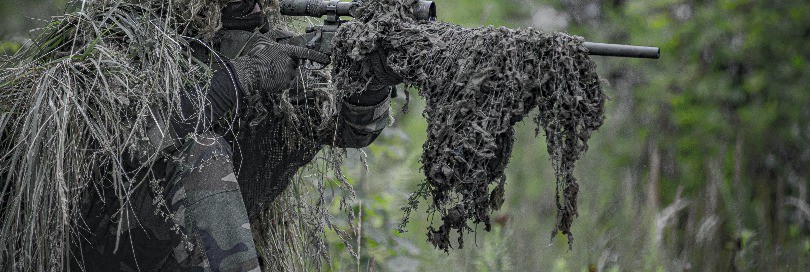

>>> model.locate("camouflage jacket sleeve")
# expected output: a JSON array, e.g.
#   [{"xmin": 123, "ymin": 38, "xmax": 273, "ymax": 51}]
[{"xmin": 326, "ymin": 86, "xmax": 393, "ymax": 148}]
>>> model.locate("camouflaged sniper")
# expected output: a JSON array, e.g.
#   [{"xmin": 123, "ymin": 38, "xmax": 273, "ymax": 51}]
[
  {"xmin": 0, "ymin": 0, "xmax": 389, "ymax": 270},
  {"xmin": 1, "ymin": 0, "xmax": 648, "ymax": 270}
]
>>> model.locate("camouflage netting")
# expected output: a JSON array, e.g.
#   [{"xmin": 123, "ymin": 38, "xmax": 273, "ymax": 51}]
[{"xmin": 331, "ymin": 0, "xmax": 606, "ymax": 250}]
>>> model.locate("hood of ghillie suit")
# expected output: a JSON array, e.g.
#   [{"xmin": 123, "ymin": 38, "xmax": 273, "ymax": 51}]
[{"xmin": 125, "ymin": 0, "xmax": 283, "ymax": 40}]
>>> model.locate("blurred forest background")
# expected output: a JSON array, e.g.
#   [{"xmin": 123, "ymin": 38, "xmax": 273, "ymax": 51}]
[{"xmin": 2, "ymin": 0, "xmax": 809, "ymax": 271}]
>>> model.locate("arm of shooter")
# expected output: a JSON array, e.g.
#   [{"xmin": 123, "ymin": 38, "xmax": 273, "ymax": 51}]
[
  {"xmin": 172, "ymin": 38, "xmax": 331, "ymax": 138},
  {"xmin": 171, "ymin": 63, "xmax": 243, "ymax": 137}
]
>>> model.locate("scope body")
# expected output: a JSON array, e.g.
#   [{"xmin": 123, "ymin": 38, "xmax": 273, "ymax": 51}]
[
  {"xmin": 280, "ymin": 0, "xmax": 437, "ymax": 21},
  {"xmin": 280, "ymin": 0, "xmax": 353, "ymax": 18}
]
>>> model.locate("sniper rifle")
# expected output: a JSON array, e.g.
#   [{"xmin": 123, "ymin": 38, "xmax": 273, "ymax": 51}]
[{"xmin": 279, "ymin": 0, "xmax": 660, "ymax": 59}]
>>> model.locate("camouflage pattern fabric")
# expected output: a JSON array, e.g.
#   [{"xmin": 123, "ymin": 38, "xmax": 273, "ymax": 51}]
[
  {"xmin": 73, "ymin": 133, "xmax": 260, "ymax": 272},
  {"xmin": 165, "ymin": 133, "xmax": 261, "ymax": 272}
]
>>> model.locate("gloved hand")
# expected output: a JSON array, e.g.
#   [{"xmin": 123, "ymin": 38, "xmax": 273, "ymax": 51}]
[
  {"xmin": 230, "ymin": 36, "xmax": 331, "ymax": 94},
  {"xmin": 345, "ymin": 49, "xmax": 402, "ymax": 106},
  {"xmin": 366, "ymin": 49, "xmax": 403, "ymax": 90}
]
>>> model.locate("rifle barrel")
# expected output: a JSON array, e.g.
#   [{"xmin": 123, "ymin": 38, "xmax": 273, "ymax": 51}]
[{"xmin": 582, "ymin": 42, "xmax": 660, "ymax": 59}]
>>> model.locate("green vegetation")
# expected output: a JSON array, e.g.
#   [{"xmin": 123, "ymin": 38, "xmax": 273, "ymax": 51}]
[
  {"xmin": 332, "ymin": 1, "xmax": 810, "ymax": 271},
  {"xmin": 2, "ymin": 0, "xmax": 808, "ymax": 271}
]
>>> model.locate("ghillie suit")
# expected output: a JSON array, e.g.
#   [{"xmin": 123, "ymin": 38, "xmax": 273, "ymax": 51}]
[
  {"xmin": 0, "ymin": 2, "xmax": 212, "ymax": 269},
  {"xmin": 332, "ymin": 0, "xmax": 606, "ymax": 251},
  {"xmin": 0, "ymin": 0, "xmax": 385, "ymax": 271}
]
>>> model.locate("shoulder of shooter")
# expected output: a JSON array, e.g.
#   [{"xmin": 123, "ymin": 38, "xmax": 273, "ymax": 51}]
[{"xmin": 278, "ymin": 0, "xmax": 660, "ymax": 59}]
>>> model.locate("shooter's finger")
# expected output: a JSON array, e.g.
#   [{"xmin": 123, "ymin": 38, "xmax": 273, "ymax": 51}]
[{"xmin": 282, "ymin": 44, "xmax": 332, "ymax": 65}]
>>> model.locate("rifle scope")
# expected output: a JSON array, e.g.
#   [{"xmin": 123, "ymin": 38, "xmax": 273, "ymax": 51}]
[{"xmin": 280, "ymin": 0, "xmax": 437, "ymax": 21}]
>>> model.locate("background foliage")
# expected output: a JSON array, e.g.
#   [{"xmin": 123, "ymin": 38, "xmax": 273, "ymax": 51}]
[{"xmin": 2, "ymin": 0, "xmax": 809, "ymax": 271}]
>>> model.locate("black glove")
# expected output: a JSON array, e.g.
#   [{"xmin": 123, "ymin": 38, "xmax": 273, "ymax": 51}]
[
  {"xmin": 230, "ymin": 36, "xmax": 331, "ymax": 94},
  {"xmin": 344, "ymin": 49, "xmax": 401, "ymax": 106},
  {"xmin": 366, "ymin": 49, "xmax": 403, "ymax": 91}
]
